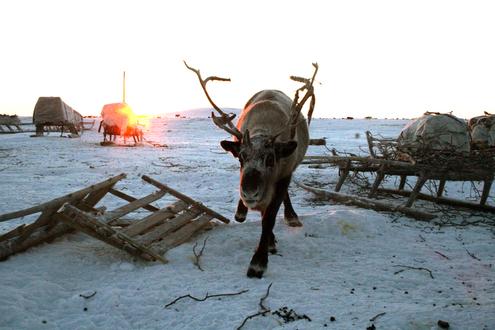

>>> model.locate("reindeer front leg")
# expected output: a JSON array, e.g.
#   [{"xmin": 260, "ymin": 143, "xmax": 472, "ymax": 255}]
[
  {"xmin": 247, "ymin": 176, "xmax": 291, "ymax": 278},
  {"xmin": 235, "ymin": 199, "xmax": 248, "ymax": 222}
]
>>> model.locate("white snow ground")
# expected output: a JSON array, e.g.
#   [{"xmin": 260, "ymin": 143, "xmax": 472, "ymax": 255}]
[{"xmin": 0, "ymin": 117, "xmax": 493, "ymax": 330}]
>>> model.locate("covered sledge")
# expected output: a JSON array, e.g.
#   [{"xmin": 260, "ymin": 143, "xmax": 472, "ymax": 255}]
[
  {"xmin": 99, "ymin": 102, "xmax": 143, "ymax": 144},
  {"xmin": 397, "ymin": 112, "xmax": 470, "ymax": 156},
  {"xmin": 0, "ymin": 114, "xmax": 22, "ymax": 133},
  {"xmin": 469, "ymin": 112, "xmax": 495, "ymax": 149},
  {"xmin": 32, "ymin": 97, "xmax": 82, "ymax": 137}
]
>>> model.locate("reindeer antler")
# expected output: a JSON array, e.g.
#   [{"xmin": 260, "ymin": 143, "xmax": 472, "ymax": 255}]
[
  {"xmin": 290, "ymin": 62, "xmax": 318, "ymax": 129},
  {"xmin": 184, "ymin": 61, "xmax": 243, "ymax": 141},
  {"xmin": 269, "ymin": 63, "xmax": 319, "ymax": 141}
]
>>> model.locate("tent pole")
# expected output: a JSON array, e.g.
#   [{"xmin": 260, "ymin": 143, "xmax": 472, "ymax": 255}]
[{"xmin": 123, "ymin": 71, "xmax": 126, "ymax": 104}]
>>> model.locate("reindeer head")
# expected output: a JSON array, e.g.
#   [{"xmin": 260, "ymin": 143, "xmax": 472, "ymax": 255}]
[{"xmin": 221, "ymin": 130, "xmax": 297, "ymax": 210}]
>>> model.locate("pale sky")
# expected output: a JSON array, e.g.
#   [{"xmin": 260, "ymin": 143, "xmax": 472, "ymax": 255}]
[{"xmin": 1, "ymin": 0, "xmax": 494, "ymax": 119}]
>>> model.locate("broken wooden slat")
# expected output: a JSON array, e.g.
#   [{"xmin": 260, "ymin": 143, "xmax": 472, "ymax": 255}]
[
  {"xmin": 108, "ymin": 188, "xmax": 160, "ymax": 212},
  {"xmin": 295, "ymin": 180, "xmax": 436, "ymax": 220},
  {"xmin": 103, "ymin": 190, "xmax": 166, "ymax": 222},
  {"xmin": 0, "ymin": 173, "xmax": 126, "ymax": 222},
  {"xmin": 60, "ymin": 205, "xmax": 167, "ymax": 263},
  {"xmin": 122, "ymin": 201, "xmax": 188, "ymax": 237},
  {"xmin": 152, "ymin": 214, "xmax": 213, "ymax": 254},
  {"xmin": 137, "ymin": 208, "xmax": 203, "ymax": 245},
  {"xmin": 142, "ymin": 175, "xmax": 230, "ymax": 224}
]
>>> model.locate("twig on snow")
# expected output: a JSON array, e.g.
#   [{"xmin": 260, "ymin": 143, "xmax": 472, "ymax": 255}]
[
  {"xmin": 465, "ymin": 248, "xmax": 481, "ymax": 261},
  {"xmin": 237, "ymin": 283, "xmax": 273, "ymax": 330},
  {"xmin": 434, "ymin": 251, "xmax": 450, "ymax": 260},
  {"xmin": 79, "ymin": 291, "xmax": 97, "ymax": 299},
  {"xmin": 164, "ymin": 289, "xmax": 249, "ymax": 308},
  {"xmin": 369, "ymin": 312, "xmax": 386, "ymax": 322},
  {"xmin": 193, "ymin": 237, "xmax": 209, "ymax": 271},
  {"xmin": 393, "ymin": 265, "xmax": 434, "ymax": 279}
]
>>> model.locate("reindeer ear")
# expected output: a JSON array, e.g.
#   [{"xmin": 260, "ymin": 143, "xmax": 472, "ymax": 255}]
[
  {"xmin": 220, "ymin": 140, "xmax": 241, "ymax": 158},
  {"xmin": 275, "ymin": 141, "xmax": 298, "ymax": 159}
]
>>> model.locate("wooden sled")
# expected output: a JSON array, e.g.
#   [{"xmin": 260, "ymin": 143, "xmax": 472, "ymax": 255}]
[
  {"xmin": 302, "ymin": 130, "xmax": 495, "ymax": 215},
  {"xmin": 0, "ymin": 174, "xmax": 229, "ymax": 262}
]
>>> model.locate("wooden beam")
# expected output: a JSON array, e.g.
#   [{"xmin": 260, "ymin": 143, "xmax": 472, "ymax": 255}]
[
  {"xmin": 295, "ymin": 180, "xmax": 436, "ymax": 220},
  {"xmin": 0, "ymin": 173, "xmax": 126, "ymax": 222},
  {"xmin": 141, "ymin": 175, "xmax": 230, "ymax": 224},
  {"xmin": 60, "ymin": 205, "xmax": 167, "ymax": 263},
  {"xmin": 0, "ymin": 222, "xmax": 74, "ymax": 261}
]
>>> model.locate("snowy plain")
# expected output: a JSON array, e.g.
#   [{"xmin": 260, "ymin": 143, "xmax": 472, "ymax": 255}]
[{"xmin": 0, "ymin": 116, "xmax": 494, "ymax": 330}]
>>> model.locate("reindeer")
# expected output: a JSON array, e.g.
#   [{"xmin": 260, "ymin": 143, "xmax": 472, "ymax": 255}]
[
  {"xmin": 185, "ymin": 62, "xmax": 318, "ymax": 278},
  {"xmin": 98, "ymin": 122, "xmax": 121, "ymax": 142}
]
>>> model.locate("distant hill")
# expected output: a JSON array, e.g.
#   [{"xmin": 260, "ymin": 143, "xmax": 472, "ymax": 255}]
[{"xmin": 171, "ymin": 107, "xmax": 241, "ymax": 118}]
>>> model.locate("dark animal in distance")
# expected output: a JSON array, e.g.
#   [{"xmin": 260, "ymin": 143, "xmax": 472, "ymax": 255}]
[
  {"xmin": 98, "ymin": 122, "xmax": 143, "ymax": 143},
  {"xmin": 186, "ymin": 62, "xmax": 318, "ymax": 278}
]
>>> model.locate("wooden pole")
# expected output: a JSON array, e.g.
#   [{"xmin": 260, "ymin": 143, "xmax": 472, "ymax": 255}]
[
  {"xmin": 123, "ymin": 71, "xmax": 126, "ymax": 104},
  {"xmin": 437, "ymin": 179, "xmax": 446, "ymax": 197},
  {"xmin": 368, "ymin": 164, "xmax": 386, "ymax": 198},
  {"xmin": 405, "ymin": 174, "xmax": 428, "ymax": 207},
  {"xmin": 108, "ymin": 188, "xmax": 160, "ymax": 212},
  {"xmin": 398, "ymin": 175, "xmax": 407, "ymax": 190},
  {"xmin": 480, "ymin": 179, "xmax": 493, "ymax": 206},
  {"xmin": 377, "ymin": 187, "xmax": 495, "ymax": 213},
  {"xmin": 295, "ymin": 180, "xmax": 436, "ymax": 220}
]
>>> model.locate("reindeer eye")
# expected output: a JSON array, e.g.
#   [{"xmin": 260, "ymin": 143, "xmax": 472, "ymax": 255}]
[{"xmin": 265, "ymin": 154, "xmax": 275, "ymax": 167}]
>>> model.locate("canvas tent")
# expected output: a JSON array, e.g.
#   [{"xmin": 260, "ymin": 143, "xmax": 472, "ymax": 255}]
[
  {"xmin": 33, "ymin": 97, "xmax": 82, "ymax": 136},
  {"xmin": 397, "ymin": 113, "xmax": 471, "ymax": 155},
  {"xmin": 100, "ymin": 102, "xmax": 136, "ymax": 132}
]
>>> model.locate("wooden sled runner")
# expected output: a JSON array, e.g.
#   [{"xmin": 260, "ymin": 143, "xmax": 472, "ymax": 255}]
[{"xmin": 0, "ymin": 174, "xmax": 229, "ymax": 262}]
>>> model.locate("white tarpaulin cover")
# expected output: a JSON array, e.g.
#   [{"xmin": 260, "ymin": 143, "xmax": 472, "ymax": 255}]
[
  {"xmin": 469, "ymin": 114, "xmax": 495, "ymax": 148},
  {"xmin": 33, "ymin": 97, "xmax": 82, "ymax": 126},
  {"xmin": 397, "ymin": 113, "xmax": 471, "ymax": 154},
  {"xmin": 101, "ymin": 103, "xmax": 136, "ymax": 132}
]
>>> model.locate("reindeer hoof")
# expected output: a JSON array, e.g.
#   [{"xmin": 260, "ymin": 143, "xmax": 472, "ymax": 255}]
[
  {"xmin": 234, "ymin": 213, "xmax": 246, "ymax": 223},
  {"xmin": 247, "ymin": 264, "xmax": 265, "ymax": 278},
  {"xmin": 285, "ymin": 216, "xmax": 303, "ymax": 227}
]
